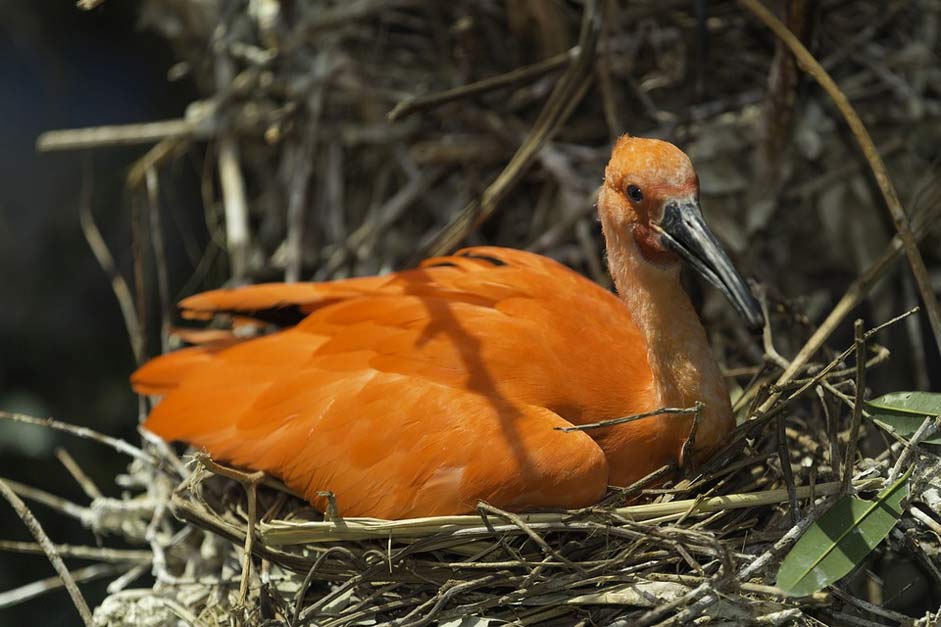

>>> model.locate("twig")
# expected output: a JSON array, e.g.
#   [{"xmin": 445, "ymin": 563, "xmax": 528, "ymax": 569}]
[
  {"xmin": 295, "ymin": 0, "xmax": 425, "ymax": 37},
  {"xmin": 54, "ymin": 447, "xmax": 102, "ymax": 500},
  {"xmin": 101, "ymin": 589, "xmax": 204, "ymax": 626},
  {"xmin": 475, "ymin": 502, "xmax": 585, "ymax": 574},
  {"xmin": 842, "ymin": 319, "xmax": 866, "ymax": 495},
  {"xmin": 757, "ymin": 288, "xmax": 801, "ymax": 520},
  {"xmin": 827, "ymin": 610, "xmax": 900, "ymax": 627},
  {"xmin": 679, "ymin": 402, "xmax": 704, "ymax": 473},
  {"xmin": 78, "ymin": 163, "xmax": 144, "ymax": 364},
  {"xmin": 733, "ymin": 306, "xmax": 918, "ymax": 455},
  {"xmin": 0, "ymin": 479, "xmax": 93, "ymax": 626},
  {"xmin": 759, "ymin": 209, "xmax": 932, "ymax": 412},
  {"xmin": 746, "ymin": 0, "xmax": 815, "ymax": 234},
  {"xmin": 631, "ymin": 579, "xmax": 717, "ymax": 627},
  {"xmin": 776, "ymin": 408, "xmax": 800, "ymax": 523},
  {"xmin": 557, "ymin": 405, "xmax": 701, "ymax": 432},
  {"xmin": 0, "ymin": 563, "xmax": 120, "ymax": 610},
  {"xmin": 258, "ymin": 479, "xmax": 881, "ymax": 545},
  {"xmin": 284, "ymin": 132, "xmax": 314, "ymax": 284},
  {"xmin": 145, "ymin": 168, "xmax": 172, "ymax": 354},
  {"xmin": 661, "ymin": 513, "xmax": 823, "ymax": 625},
  {"xmin": 214, "ymin": 45, "xmax": 249, "ymax": 281},
  {"xmin": 105, "ymin": 563, "xmax": 149, "ymax": 594},
  {"xmin": 388, "ymin": 47, "xmax": 578, "ymax": 122},
  {"xmin": 758, "ymin": 286, "xmax": 789, "ymax": 370},
  {"xmin": 292, "ymin": 546, "xmax": 358, "ymax": 625},
  {"xmin": 738, "ymin": 0, "xmax": 941, "ymax": 358},
  {"xmin": 417, "ymin": 0, "xmax": 602, "ymax": 259},
  {"xmin": 830, "ymin": 587, "xmax": 918, "ymax": 626},
  {"xmin": 787, "ymin": 308, "xmax": 918, "ymax": 402},
  {"xmin": 194, "ymin": 453, "xmax": 265, "ymax": 605},
  {"xmin": 0, "ymin": 412, "xmax": 157, "ymax": 466},
  {"xmin": 126, "ymin": 137, "xmax": 189, "ymax": 190},
  {"xmin": 37, "ymin": 118, "xmax": 195, "ymax": 152},
  {"xmin": 888, "ymin": 415, "xmax": 940, "ymax": 483},
  {"xmin": 0, "ymin": 540, "xmax": 151, "ymax": 563},
  {"xmin": 610, "ymin": 464, "xmax": 675, "ymax": 502},
  {"xmin": 218, "ymin": 134, "xmax": 250, "ymax": 281},
  {"xmin": 816, "ymin": 386, "xmax": 842, "ymax": 481},
  {"xmin": 903, "ymin": 274, "xmax": 931, "ymax": 390},
  {"xmin": 596, "ymin": 0, "xmax": 622, "ymax": 139},
  {"xmin": 0, "ymin": 477, "xmax": 89, "ymax": 522}
]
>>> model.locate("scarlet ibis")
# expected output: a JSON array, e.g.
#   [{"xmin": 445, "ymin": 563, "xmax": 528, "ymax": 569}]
[{"xmin": 132, "ymin": 135, "xmax": 762, "ymax": 519}]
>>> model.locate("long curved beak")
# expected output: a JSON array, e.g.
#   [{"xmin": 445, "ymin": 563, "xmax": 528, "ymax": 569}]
[{"xmin": 655, "ymin": 200, "xmax": 764, "ymax": 331}]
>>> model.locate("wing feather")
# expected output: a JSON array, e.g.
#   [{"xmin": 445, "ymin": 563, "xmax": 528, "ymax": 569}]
[{"xmin": 136, "ymin": 246, "xmax": 662, "ymax": 517}]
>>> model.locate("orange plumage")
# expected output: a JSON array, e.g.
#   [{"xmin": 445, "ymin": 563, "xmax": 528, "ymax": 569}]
[{"xmin": 133, "ymin": 136, "xmax": 761, "ymax": 519}]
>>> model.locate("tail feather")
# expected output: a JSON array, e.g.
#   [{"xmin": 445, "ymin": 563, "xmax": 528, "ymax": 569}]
[
  {"xmin": 131, "ymin": 345, "xmax": 227, "ymax": 395},
  {"xmin": 179, "ymin": 277, "xmax": 389, "ymax": 318}
]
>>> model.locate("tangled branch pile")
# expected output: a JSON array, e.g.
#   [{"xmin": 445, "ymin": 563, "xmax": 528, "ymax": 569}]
[{"xmin": 13, "ymin": 0, "xmax": 941, "ymax": 625}]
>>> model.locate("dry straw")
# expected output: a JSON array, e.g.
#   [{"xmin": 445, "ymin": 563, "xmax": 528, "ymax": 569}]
[{"xmin": 11, "ymin": 0, "xmax": 941, "ymax": 625}]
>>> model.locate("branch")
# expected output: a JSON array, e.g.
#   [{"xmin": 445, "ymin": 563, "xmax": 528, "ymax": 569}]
[
  {"xmin": 0, "ymin": 479, "xmax": 93, "ymax": 626},
  {"xmin": 738, "ymin": 0, "xmax": 941, "ymax": 359}
]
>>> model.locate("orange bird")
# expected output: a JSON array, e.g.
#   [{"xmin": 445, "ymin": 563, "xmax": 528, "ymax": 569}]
[{"xmin": 133, "ymin": 136, "xmax": 762, "ymax": 519}]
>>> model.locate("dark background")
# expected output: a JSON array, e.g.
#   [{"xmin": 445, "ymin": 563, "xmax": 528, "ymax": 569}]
[
  {"xmin": 0, "ymin": 2, "xmax": 197, "ymax": 622},
  {"xmin": 1, "ymin": 0, "xmax": 940, "ymax": 623}
]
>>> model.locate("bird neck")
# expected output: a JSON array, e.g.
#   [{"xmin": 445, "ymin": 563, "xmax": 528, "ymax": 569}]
[{"xmin": 602, "ymin": 221, "xmax": 734, "ymax": 458}]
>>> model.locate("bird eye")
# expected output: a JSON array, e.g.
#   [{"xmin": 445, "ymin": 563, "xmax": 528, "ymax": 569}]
[{"xmin": 627, "ymin": 185, "xmax": 644, "ymax": 203}]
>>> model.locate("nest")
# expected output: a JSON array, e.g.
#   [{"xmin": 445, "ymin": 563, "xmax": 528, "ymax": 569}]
[
  {"xmin": 10, "ymin": 0, "xmax": 941, "ymax": 625},
  {"xmin": 11, "ymin": 331, "xmax": 941, "ymax": 626}
]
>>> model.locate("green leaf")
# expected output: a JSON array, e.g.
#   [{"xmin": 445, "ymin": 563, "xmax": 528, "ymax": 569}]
[
  {"xmin": 865, "ymin": 391, "xmax": 941, "ymax": 444},
  {"xmin": 775, "ymin": 469, "xmax": 912, "ymax": 597}
]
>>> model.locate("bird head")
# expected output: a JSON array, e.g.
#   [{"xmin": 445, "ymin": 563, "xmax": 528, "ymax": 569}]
[{"xmin": 600, "ymin": 135, "xmax": 764, "ymax": 330}]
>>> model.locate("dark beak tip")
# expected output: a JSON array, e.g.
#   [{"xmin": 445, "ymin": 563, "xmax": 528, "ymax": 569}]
[
  {"xmin": 660, "ymin": 200, "xmax": 765, "ymax": 333},
  {"xmin": 746, "ymin": 311, "xmax": 765, "ymax": 334},
  {"xmin": 744, "ymin": 283, "xmax": 765, "ymax": 333}
]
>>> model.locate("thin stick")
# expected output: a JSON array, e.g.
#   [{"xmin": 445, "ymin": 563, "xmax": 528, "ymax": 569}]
[
  {"xmin": 0, "ymin": 412, "xmax": 156, "ymax": 465},
  {"xmin": 660, "ymin": 513, "xmax": 822, "ymax": 625},
  {"xmin": 738, "ymin": 0, "xmax": 941, "ymax": 358},
  {"xmin": 126, "ymin": 137, "xmax": 189, "ymax": 190},
  {"xmin": 0, "ymin": 479, "xmax": 93, "ymax": 626},
  {"xmin": 213, "ymin": 44, "xmax": 250, "ymax": 282},
  {"xmin": 106, "ymin": 563, "xmax": 149, "ymax": 594},
  {"xmin": 776, "ymin": 408, "xmax": 800, "ymax": 523},
  {"xmin": 218, "ymin": 134, "xmax": 249, "ymax": 281},
  {"xmin": 145, "ymin": 168, "xmax": 172, "ymax": 354},
  {"xmin": 54, "ymin": 448, "xmax": 102, "ymax": 500},
  {"xmin": 679, "ymin": 403, "xmax": 704, "ymax": 473},
  {"xmin": 736, "ymin": 306, "xmax": 918, "ymax": 451},
  {"xmin": 0, "ymin": 540, "xmax": 152, "ymax": 563},
  {"xmin": 754, "ymin": 205, "xmax": 931, "ymax": 416},
  {"xmin": 37, "ymin": 118, "xmax": 195, "ymax": 152},
  {"xmin": 259, "ymin": 479, "xmax": 882, "ymax": 545},
  {"xmin": 558, "ymin": 405, "xmax": 700, "ymax": 432},
  {"xmin": 888, "ymin": 415, "xmax": 940, "ymax": 483},
  {"xmin": 194, "ymin": 453, "xmax": 265, "ymax": 604},
  {"xmin": 295, "ymin": 0, "xmax": 426, "ymax": 36},
  {"xmin": 830, "ymin": 588, "xmax": 919, "ymax": 626},
  {"xmin": 0, "ymin": 477, "xmax": 89, "ymax": 522},
  {"xmin": 816, "ymin": 386, "xmax": 842, "ymax": 481},
  {"xmin": 787, "ymin": 308, "xmax": 919, "ymax": 401},
  {"xmin": 292, "ymin": 546, "xmax": 358, "ymax": 625},
  {"xmin": 842, "ymin": 320, "xmax": 866, "ymax": 495},
  {"xmin": 388, "ymin": 47, "xmax": 577, "ymax": 122},
  {"xmin": 284, "ymin": 135, "xmax": 314, "ymax": 284},
  {"xmin": 78, "ymin": 164, "xmax": 144, "ymax": 365},
  {"xmin": 418, "ymin": 0, "xmax": 601, "ymax": 259},
  {"xmin": 476, "ymin": 503, "xmax": 585, "ymax": 574},
  {"xmin": 0, "ymin": 563, "xmax": 120, "ymax": 610}
]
